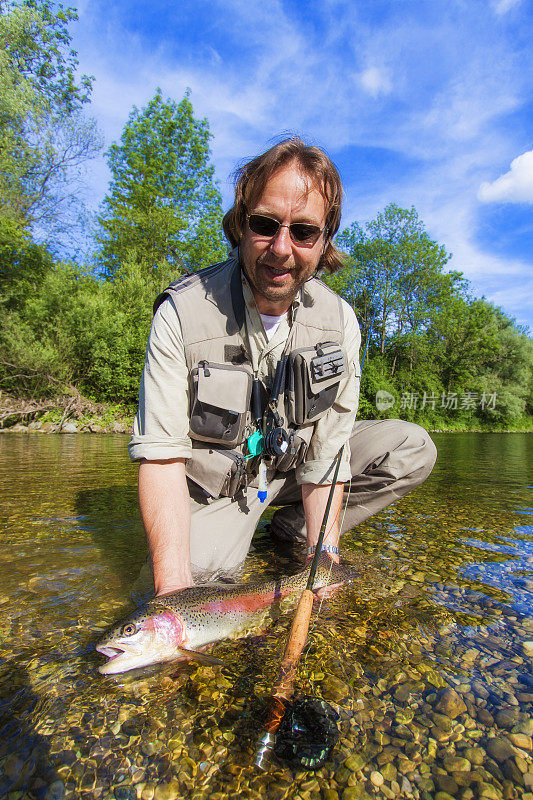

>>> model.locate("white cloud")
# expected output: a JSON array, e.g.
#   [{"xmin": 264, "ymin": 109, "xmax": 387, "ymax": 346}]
[
  {"xmin": 478, "ymin": 150, "xmax": 533, "ymax": 204},
  {"xmin": 357, "ymin": 67, "xmax": 392, "ymax": 97},
  {"xmin": 492, "ymin": 0, "xmax": 521, "ymax": 15}
]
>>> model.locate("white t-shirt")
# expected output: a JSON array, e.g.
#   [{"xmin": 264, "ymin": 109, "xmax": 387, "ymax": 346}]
[{"xmin": 260, "ymin": 311, "xmax": 288, "ymax": 341}]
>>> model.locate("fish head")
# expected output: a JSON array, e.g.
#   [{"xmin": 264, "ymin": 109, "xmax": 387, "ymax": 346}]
[{"xmin": 96, "ymin": 603, "xmax": 187, "ymax": 675}]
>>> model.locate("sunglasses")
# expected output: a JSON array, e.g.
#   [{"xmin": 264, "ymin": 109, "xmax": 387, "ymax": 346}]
[{"xmin": 246, "ymin": 213, "xmax": 325, "ymax": 245}]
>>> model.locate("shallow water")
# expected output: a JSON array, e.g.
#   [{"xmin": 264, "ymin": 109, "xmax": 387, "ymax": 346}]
[{"xmin": 0, "ymin": 432, "xmax": 532, "ymax": 800}]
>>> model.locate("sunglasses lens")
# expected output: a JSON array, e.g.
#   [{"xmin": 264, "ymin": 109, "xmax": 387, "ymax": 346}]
[
  {"xmin": 289, "ymin": 223, "xmax": 322, "ymax": 244},
  {"xmin": 247, "ymin": 214, "xmax": 322, "ymax": 244},
  {"xmin": 248, "ymin": 214, "xmax": 280, "ymax": 237}
]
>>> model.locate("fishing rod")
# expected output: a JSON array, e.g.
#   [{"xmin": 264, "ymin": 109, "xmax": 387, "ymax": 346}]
[
  {"xmin": 255, "ymin": 287, "xmax": 380, "ymax": 770},
  {"xmin": 255, "ymin": 445, "xmax": 344, "ymax": 770}
]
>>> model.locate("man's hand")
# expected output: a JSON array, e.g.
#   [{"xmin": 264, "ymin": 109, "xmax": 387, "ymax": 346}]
[{"xmin": 138, "ymin": 458, "xmax": 193, "ymax": 596}]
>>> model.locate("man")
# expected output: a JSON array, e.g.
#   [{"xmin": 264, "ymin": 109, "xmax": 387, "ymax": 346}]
[{"xmin": 129, "ymin": 138, "xmax": 437, "ymax": 595}]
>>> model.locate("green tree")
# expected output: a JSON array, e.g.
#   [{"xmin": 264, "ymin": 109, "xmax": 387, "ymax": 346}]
[
  {"xmin": 98, "ymin": 89, "xmax": 226, "ymax": 285},
  {"xmin": 335, "ymin": 204, "xmax": 452, "ymax": 363},
  {"xmin": 0, "ymin": 0, "xmax": 99, "ymax": 243},
  {"xmin": 331, "ymin": 204, "xmax": 532, "ymax": 429}
]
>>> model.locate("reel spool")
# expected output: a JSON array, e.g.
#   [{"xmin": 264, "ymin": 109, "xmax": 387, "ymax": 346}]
[{"xmin": 263, "ymin": 427, "xmax": 290, "ymax": 457}]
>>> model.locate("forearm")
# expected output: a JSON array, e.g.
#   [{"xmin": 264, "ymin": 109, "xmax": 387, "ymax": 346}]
[
  {"xmin": 302, "ymin": 482, "xmax": 344, "ymax": 563},
  {"xmin": 138, "ymin": 458, "xmax": 193, "ymax": 595}
]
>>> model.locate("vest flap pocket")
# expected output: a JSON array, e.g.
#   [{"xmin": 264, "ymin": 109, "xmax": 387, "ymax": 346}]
[
  {"xmin": 197, "ymin": 365, "xmax": 250, "ymax": 413},
  {"xmin": 286, "ymin": 343, "xmax": 348, "ymax": 425},
  {"xmin": 186, "ymin": 446, "xmax": 246, "ymax": 499},
  {"xmin": 190, "ymin": 362, "xmax": 252, "ymax": 447},
  {"xmin": 304, "ymin": 343, "xmax": 348, "ymax": 393}
]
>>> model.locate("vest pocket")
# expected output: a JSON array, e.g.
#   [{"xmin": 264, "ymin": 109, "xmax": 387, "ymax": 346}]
[
  {"xmin": 189, "ymin": 362, "xmax": 253, "ymax": 448},
  {"xmin": 285, "ymin": 343, "xmax": 348, "ymax": 425},
  {"xmin": 186, "ymin": 445, "xmax": 246, "ymax": 498}
]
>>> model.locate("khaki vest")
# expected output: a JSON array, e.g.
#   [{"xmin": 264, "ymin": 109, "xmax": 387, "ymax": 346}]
[{"xmin": 155, "ymin": 256, "xmax": 346, "ymax": 497}]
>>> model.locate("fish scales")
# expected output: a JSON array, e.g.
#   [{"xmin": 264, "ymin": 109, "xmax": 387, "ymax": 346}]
[{"xmin": 96, "ymin": 554, "xmax": 354, "ymax": 675}]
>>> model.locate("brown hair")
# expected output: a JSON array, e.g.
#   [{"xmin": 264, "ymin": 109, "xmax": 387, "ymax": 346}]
[{"xmin": 223, "ymin": 137, "xmax": 345, "ymax": 274}]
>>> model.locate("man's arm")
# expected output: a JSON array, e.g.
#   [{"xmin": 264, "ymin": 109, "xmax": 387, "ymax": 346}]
[
  {"xmin": 138, "ymin": 458, "xmax": 193, "ymax": 595},
  {"xmin": 302, "ymin": 481, "xmax": 344, "ymax": 563}
]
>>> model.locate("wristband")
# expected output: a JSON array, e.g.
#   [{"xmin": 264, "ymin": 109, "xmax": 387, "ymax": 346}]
[{"xmin": 306, "ymin": 544, "xmax": 339, "ymax": 556}]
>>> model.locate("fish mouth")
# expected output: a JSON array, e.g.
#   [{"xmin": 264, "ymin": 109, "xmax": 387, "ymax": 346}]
[{"xmin": 96, "ymin": 644, "xmax": 144, "ymax": 675}]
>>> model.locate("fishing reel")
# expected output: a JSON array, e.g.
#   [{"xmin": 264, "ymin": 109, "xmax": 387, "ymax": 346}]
[
  {"xmin": 247, "ymin": 364, "xmax": 293, "ymax": 460},
  {"xmin": 263, "ymin": 426, "xmax": 290, "ymax": 457}
]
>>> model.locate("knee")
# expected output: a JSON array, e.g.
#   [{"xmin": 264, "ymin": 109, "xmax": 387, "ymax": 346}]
[{"xmin": 393, "ymin": 419, "xmax": 437, "ymax": 482}]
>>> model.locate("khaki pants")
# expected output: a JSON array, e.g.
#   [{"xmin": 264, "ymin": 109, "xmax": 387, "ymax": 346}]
[{"xmin": 188, "ymin": 419, "xmax": 437, "ymax": 578}]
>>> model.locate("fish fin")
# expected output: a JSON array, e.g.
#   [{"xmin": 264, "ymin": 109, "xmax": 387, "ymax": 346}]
[{"xmin": 181, "ymin": 648, "xmax": 224, "ymax": 666}]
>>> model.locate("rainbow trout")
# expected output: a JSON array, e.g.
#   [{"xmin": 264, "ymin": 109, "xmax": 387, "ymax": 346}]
[{"xmin": 96, "ymin": 555, "xmax": 354, "ymax": 675}]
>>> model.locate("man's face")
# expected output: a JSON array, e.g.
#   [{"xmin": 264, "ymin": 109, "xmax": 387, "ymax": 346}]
[{"xmin": 239, "ymin": 162, "xmax": 328, "ymax": 315}]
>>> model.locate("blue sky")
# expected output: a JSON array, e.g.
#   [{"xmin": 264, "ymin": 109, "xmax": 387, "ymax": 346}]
[{"xmin": 72, "ymin": 0, "xmax": 533, "ymax": 330}]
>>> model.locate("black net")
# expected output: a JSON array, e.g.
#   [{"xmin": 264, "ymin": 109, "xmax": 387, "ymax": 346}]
[{"xmin": 273, "ymin": 695, "xmax": 340, "ymax": 769}]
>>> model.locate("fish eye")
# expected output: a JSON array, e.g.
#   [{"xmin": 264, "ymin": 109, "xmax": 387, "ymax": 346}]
[{"xmin": 122, "ymin": 623, "xmax": 137, "ymax": 636}]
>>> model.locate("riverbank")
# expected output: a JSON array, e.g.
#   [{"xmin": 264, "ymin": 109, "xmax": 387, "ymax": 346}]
[
  {"xmin": 0, "ymin": 394, "xmax": 531, "ymax": 434},
  {"xmin": 0, "ymin": 393, "xmax": 133, "ymax": 434}
]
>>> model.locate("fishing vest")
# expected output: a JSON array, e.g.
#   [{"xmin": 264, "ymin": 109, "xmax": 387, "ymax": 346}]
[{"xmin": 154, "ymin": 256, "xmax": 349, "ymax": 499}]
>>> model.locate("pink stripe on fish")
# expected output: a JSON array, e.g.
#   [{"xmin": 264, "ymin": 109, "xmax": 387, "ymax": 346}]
[{"xmin": 201, "ymin": 583, "xmax": 290, "ymax": 614}]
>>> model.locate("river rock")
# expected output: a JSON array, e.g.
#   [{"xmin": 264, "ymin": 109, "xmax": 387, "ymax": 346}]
[
  {"xmin": 487, "ymin": 737, "xmax": 516, "ymax": 762},
  {"xmin": 435, "ymin": 774, "xmax": 459, "ymax": 794},
  {"xmin": 141, "ymin": 783, "xmax": 155, "ymax": 800},
  {"xmin": 114, "ymin": 787, "xmax": 136, "ymax": 800},
  {"xmin": 344, "ymin": 754, "xmax": 366, "ymax": 772},
  {"xmin": 432, "ymin": 712, "xmax": 453, "ymax": 732},
  {"xmin": 394, "ymin": 684, "xmax": 413, "ymax": 703},
  {"xmin": 153, "ymin": 780, "xmax": 180, "ymax": 800},
  {"xmin": 4, "ymin": 754, "xmax": 23, "ymax": 781},
  {"xmin": 464, "ymin": 747, "xmax": 485, "ymax": 766},
  {"xmin": 322, "ymin": 675, "xmax": 351, "ymax": 702},
  {"xmin": 40, "ymin": 421, "xmax": 56, "ymax": 432},
  {"xmin": 502, "ymin": 759, "xmax": 525, "ymax": 786},
  {"xmin": 477, "ymin": 783, "xmax": 501, "ymax": 800},
  {"xmin": 381, "ymin": 762, "xmax": 397, "ymax": 781},
  {"xmin": 508, "ymin": 733, "xmax": 532, "ymax": 750},
  {"xmin": 495, "ymin": 707, "xmax": 520, "ymax": 729},
  {"xmin": 370, "ymin": 772, "xmax": 384, "ymax": 787},
  {"xmin": 60, "ymin": 422, "xmax": 78, "ymax": 433},
  {"xmin": 477, "ymin": 708, "xmax": 495, "ymax": 725},
  {"xmin": 471, "ymin": 681, "xmax": 490, "ymax": 700},
  {"xmin": 112, "ymin": 422, "xmax": 129, "ymax": 434},
  {"xmin": 443, "ymin": 756, "xmax": 471, "ymax": 772},
  {"xmin": 434, "ymin": 688, "xmax": 467, "ymax": 719},
  {"xmin": 397, "ymin": 758, "xmax": 416, "ymax": 774}
]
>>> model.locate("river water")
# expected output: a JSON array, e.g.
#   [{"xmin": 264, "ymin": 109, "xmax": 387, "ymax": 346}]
[{"xmin": 0, "ymin": 432, "xmax": 531, "ymax": 800}]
